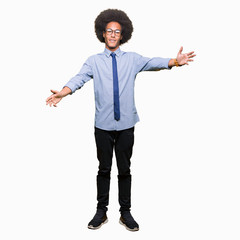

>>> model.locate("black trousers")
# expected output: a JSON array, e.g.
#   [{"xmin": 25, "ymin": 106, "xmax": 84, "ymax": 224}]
[{"xmin": 94, "ymin": 127, "xmax": 135, "ymax": 212}]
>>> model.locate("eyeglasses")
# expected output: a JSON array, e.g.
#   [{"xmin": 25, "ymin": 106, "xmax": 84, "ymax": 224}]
[{"xmin": 105, "ymin": 28, "xmax": 121, "ymax": 36}]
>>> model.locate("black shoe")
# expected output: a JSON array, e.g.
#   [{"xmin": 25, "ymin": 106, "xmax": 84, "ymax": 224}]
[
  {"xmin": 88, "ymin": 209, "xmax": 108, "ymax": 230},
  {"xmin": 119, "ymin": 211, "xmax": 139, "ymax": 231}
]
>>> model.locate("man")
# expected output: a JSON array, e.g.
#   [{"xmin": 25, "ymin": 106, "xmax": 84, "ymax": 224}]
[{"xmin": 46, "ymin": 9, "xmax": 195, "ymax": 231}]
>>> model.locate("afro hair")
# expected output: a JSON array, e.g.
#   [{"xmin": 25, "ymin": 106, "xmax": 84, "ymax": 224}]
[{"xmin": 94, "ymin": 9, "xmax": 133, "ymax": 45}]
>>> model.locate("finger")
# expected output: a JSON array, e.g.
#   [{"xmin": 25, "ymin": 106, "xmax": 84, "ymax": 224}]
[
  {"xmin": 188, "ymin": 53, "xmax": 196, "ymax": 58},
  {"xmin": 51, "ymin": 89, "xmax": 58, "ymax": 94},
  {"xmin": 53, "ymin": 100, "xmax": 58, "ymax": 107},
  {"xmin": 46, "ymin": 96, "xmax": 52, "ymax": 102},
  {"xmin": 178, "ymin": 46, "xmax": 183, "ymax": 55},
  {"xmin": 187, "ymin": 51, "xmax": 195, "ymax": 56},
  {"xmin": 188, "ymin": 54, "xmax": 196, "ymax": 58}
]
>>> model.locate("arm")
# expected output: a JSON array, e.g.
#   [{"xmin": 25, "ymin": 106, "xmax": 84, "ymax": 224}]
[
  {"xmin": 46, "ymin": 57, "xmax": 93, "ymax": 107},
  {"xmin": 135, "ymin": 46, "xmax": 195, "ymax": 73},
  {"xmin": 136, "ymin": 55, "xmax": 171, "ymax": 72},
  {"xmin": 168, "ymin": 46, "xmax": 196, "ymax": 68},
  {"xmin": 46, "ymin": 86, "xmax": 72, "ymax": 107}
]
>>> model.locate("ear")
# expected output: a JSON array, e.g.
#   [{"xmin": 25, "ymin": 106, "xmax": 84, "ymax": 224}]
[{"xmin": 103, "ymin": 31, "xmax": 106, "ymax": 39}]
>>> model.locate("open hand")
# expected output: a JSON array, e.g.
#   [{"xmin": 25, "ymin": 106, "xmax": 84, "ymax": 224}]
[
  {"xmin": 46, "ymin": 89, "xmax": 63, "ymax": 107},
  {"xmin": 177, "ymin": 46, "xmax": 196, "ymax": 66}
]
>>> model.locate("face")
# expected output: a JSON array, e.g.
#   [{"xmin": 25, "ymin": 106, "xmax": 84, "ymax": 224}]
[{"xmin": 103, "ymin": 22, "xmax": 123, "ymax": 51}]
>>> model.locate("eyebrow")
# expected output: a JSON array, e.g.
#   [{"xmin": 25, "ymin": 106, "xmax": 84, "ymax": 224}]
[{"xmin": 106, "ymin": 28, "xmax": 121, "ymax": 30}]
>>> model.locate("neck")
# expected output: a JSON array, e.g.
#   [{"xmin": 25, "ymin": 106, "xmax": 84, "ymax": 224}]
[{"xmin": 105, "ymin": 45, "xmax": 119, "ymax": 52}]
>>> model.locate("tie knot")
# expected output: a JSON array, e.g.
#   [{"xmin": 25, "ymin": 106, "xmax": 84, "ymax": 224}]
[{"xmin": 110, "ymin": 52, "xmax": 116, "ymax": 57}]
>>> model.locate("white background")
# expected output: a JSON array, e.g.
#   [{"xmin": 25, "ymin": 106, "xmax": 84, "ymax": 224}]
[{"xmin": 1, "ymin": 0, "xmax": 239, "ymax": 239}]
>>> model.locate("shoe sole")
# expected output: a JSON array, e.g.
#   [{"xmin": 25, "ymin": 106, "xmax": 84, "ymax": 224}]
[
  {"xmin": 119, "ymin": 219, "xmax": 139, "ymax": 232},
  {"xmin": 88, "ymin": 218, "xmax": 108, "ymax": 230}
]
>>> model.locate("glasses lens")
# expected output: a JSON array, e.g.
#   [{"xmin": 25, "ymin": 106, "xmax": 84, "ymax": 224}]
[
  {"xmin": 106, "ymin": 29, "xmax": 112, "ymax": 35},
  {"xmin": 115, "ymin": 30, "xmax": 121, "ymax": 35},
  {"xmin": 105, "ymin": 29, "xmax": 121, "ymax": 35}
]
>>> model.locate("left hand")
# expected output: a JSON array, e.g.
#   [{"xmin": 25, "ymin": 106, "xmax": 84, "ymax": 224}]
[{"xmin": 177, "ymin": 46, "xmax": 196, "ymax": 66}]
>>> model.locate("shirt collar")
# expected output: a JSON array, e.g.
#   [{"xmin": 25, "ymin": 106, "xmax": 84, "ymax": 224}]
[{"xmin": 104, "ymin": 47, "xmax": 121, "ymax": 57}]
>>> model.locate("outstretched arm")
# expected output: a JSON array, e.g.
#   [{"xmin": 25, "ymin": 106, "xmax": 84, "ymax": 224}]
[
  {"xmin": 46, "ymin": 86, "xmax": 72, "ymax": 107},
  {"xmin": 168, "ymin": 46, "xmax": 196, "ymax": 67}
]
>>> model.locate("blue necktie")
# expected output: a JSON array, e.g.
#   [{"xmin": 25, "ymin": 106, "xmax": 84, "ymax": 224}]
[{"xmin": 111, "ymin": 52, "xmax": 120, "ymax": 121}]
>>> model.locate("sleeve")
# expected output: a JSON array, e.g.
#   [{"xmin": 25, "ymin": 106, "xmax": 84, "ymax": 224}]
[
  {"xmin": 135, "ymin": 54, "xmax": 171, "ymax": 74},
  {"xmin": 63, "ymin": 57, "xmax": 93, "ymax": 94}
]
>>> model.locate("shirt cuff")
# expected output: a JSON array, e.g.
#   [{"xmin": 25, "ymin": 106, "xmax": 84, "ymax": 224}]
[
  {"xmin": 165, "ymin": 58, "xmax": 172, "ymax": 69},
  {"xmin": 63, "ymin": 82, "xmax": 78, "ymax": 94}
]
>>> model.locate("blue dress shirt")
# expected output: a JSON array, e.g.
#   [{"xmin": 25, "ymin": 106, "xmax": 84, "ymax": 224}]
[{"xmin": 64, "ymin": 47, "xmax": 171, "ymax": 131}]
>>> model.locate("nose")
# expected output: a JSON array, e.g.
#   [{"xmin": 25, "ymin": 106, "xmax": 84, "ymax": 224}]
[{"xmin": 111, "ymin": 31, "xmax": 116, "ymax": 37}]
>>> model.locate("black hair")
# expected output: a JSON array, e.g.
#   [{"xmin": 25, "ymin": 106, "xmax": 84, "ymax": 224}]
[{"xmin": 94, "ymin": 9, "xmax": 133, "ymax": 45}]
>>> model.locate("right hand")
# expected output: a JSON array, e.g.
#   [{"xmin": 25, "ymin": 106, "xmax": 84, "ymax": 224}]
[{"xmin": 46, "ymin": 89, "xmax": 63, "ymax": 107}]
